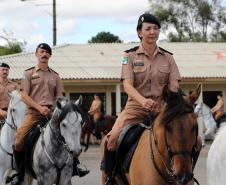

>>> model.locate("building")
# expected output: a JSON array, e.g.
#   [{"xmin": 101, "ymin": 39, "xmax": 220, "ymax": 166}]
[{"xmin": 1, "ymin": 42, "xmax": 226, "ymax": 115}]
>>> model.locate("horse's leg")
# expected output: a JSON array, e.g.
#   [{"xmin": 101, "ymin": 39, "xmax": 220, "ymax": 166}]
[
  {"xmin": 66, "ymin": 181, "xmax": 72, "ymax": 185},
  {"xmin": 22, "ymin": 174, "xmax": 33, "ymax": 185},
  {"xmin": 100, "ymin": 136, "xmax": 107, "ymax": 185},
  {"xmin": 84, "ymin": 132, "xmax": 91, "ymax": 152}
]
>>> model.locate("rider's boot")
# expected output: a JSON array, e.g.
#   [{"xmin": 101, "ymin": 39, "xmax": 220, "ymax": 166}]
[
  {"xmin": 72, "ymin": 157, "xmax": 90, "ymax": 177},
  {"xmin": 11, "ymin": 146, "xmax": 25, "ymax": 185},
  {"xmin": 104, "ymin": 148, "xmax": 117, "ymax": 185}
]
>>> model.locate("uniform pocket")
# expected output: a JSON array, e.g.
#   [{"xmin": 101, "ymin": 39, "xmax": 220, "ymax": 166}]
[
  {"xmin": 133, "ymin": 66, "xmax": 146, "ymax": 73},
  {"xmin": 31, "ymin": 78, "xmax": 41, "ymax": 86},
  {"xmin": 158, "ymin": 66, "xmax": 170, "ymax": 84},
  {"xmin": 48, "ymin": 79, "xmax": 56, "ymax": 89}
]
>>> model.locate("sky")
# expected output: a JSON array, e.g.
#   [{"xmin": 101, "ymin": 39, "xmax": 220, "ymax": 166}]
[{"xmin": 0, "ymin": 0, "xmax": 154, "ymax": 51}]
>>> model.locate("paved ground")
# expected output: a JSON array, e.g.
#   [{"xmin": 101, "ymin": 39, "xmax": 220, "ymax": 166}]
[{"xmin": 32, "ymin": 143, "xmax": 210, "ymax": 185}]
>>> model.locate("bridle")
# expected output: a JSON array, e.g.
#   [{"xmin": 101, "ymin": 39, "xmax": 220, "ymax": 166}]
[
  {"xmin": 149, "ymin": 111, "xmax": 199, "ymax": 185},
  {"xmin": 40, "ymin": 103, "xmax": 82, "ymax": 185},
  {"xmin": 4, "ymin": 108, "xmax": 17, "ymax": 130},
  {"xmin": 0, "ymin": 105, "xmax": 20, "ymax": 169}
]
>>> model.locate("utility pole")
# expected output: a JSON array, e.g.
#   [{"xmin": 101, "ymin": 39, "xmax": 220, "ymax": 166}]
[
  {"xmin": 53, "ymin": 0, "xmax": 57, "ymax": 46},
  {"xmin": 21, "ymin": 0, "xmax": 57, "ymax": 46}
]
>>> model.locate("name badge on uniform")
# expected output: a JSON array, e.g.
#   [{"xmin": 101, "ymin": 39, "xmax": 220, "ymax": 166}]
[
  {"xmin": 31, "ymin": 74, "xmax": 40, "ymax": 80},
  {"xmin": 122, "ymin": 57, "xmax": 128, "ymax": 65}
]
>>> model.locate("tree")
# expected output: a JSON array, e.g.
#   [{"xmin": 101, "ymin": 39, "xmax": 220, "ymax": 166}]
[
  {"xmin": 149, "ymin": 0, "xmax": 226, "ymax": 42},
  {"xmin": 0, "ymin": 30, "xmax": 26, "ymax": 56},
  {"xmin": 88, "ymin": 32, "xmax": 122, "ymax": 43}
]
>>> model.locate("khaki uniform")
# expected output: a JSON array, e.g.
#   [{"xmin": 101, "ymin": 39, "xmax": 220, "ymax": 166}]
[
  {"xmin": 15, "ymin": 66, "xmax": 64, "ymax": 151},
  {"xmin": 0, "ymin": 80, "xmax": 20, "ymax": 118},
  {"xmin": 89, "ymin": 99, "xmax": 102, "ymax": 122},
  {"xmin": 213, "ymin": 99, "xmax": 224, "ymax": 120},
  {"xmin": 109, "ymin": 44, "xmax": 181, "ymax": 148}
]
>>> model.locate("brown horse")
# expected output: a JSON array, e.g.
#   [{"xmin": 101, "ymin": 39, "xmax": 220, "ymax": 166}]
[
  {"xmin": 81, "ymin": 113, "xmax": 116, "ymax": 151},
  {"xmin": 101, "ymin": 85, "xmax": 202, "ymax": 185}
]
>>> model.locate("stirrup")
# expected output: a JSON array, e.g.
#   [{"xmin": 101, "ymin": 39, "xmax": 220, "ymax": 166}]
[{"xmin": 73, "ymin": 163, "xmax": 89, "ymax": 177}]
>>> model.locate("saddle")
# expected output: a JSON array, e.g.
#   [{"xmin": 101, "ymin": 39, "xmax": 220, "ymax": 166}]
[
  {"xmin": 24, "ymin": 117, "xmax": 49, "ymax": 178},
  {"xmin": 117, "ymin": 123, "xmax": 146, "ymax": 172}
]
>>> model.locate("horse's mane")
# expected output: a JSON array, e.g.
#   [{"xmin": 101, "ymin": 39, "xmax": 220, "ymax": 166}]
[
  {"xmin": 161, "ymin": 89, "xmax": 194, "ymax": 125},
  {"xmin": 58, "ymin": 101, "xmax": 81, "ymax": 123}
]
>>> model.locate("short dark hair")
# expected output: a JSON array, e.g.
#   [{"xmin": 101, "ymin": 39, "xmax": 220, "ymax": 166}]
[
  {"xmin": 217, "ymin": 93, "xmax": 223, "ymax": 97},
  {"xmin": 0, "ymin": 63, "xmax": 10, "ymax": 69}
]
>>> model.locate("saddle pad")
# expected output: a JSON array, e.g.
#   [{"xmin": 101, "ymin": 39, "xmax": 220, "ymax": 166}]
[
  {"xmin": 24, "ymin": 117, "xmax": 49, "ymax": 178},
  {"xmin": 117, "ymin": 123, "xmax": 145, "ymax": 172}
]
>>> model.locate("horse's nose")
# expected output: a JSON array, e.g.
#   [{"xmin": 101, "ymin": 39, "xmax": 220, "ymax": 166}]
[
  {"xmin": 73, "ymin": 148, "xmax": 82, "ymax": 157},
  {"xmin": 176, "ymin": 172, "xmax": 194, "ymax": 185}
]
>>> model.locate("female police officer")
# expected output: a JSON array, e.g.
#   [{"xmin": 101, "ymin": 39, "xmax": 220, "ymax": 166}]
[{"xmin": 101, "ymin": 13, "xmax": 182, "ymax": 185}]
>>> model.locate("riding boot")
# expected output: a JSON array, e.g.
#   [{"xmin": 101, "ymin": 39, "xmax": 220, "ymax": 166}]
[
  {"xmin": 72, "ymin": 157, "xmax": 90, "ymax": 177},
  {"xmin": 11, "ymin": 147, "xmax": 25, "ymax": 185},
  {"xmin": 104, "ymin": 147, "xmax": 117, "ymax": 185}
]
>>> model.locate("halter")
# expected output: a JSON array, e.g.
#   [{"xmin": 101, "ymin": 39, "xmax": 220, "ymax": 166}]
[
  {"xmin": 149, "ymin": 111, "xmax": 199, "ymax": 185},
  {"xmin": 40, "ymin": 103, "xmax": 81, "ymax": 185},
  {"xmin": 4, "ymin": 108, "xmax": 17, "ymax": 130},
  {"xmin": 0, "ymin": 107, "xmax": 20, "ymax": 170}
]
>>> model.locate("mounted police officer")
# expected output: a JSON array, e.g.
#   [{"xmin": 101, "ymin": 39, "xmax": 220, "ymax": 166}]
[
  {"xmin": 101, "ymin": 13, "xmax": 182, "ymax": 185},
  {"xmin": 11, "ymin": 43, "xmax": 89, "ymax": 185},
  {"xmin": 0, "ymin": 63, "xmax": 20, "ymax": 128}
]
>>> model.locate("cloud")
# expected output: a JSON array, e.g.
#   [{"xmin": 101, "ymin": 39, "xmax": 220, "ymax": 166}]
[{"xmin": 0, "ymin": 0, "xmax": 150, "ymax": 50}]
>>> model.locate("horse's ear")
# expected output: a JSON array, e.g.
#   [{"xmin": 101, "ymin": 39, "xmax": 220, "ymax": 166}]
[
  {"xmin": 75, "ymin": 95, "xmax": 83, "ymax": 107},
  {"xmin": 188, "ymin": 84, "xmax": 201, "ymax": 105}
]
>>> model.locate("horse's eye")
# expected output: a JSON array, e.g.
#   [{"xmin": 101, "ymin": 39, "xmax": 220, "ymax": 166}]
[
  {"xmin": 62, "ymin": 123, "xmax": 66, "ymax": 128},
  {"xmin": 166, "ymin": 125, "xmax": 171, "ymax": 132},
  {"xmin": 11, "ymin": 108, "xmax": 15, "ymax": 112}
]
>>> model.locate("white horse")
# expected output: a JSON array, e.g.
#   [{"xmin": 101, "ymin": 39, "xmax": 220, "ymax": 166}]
[
  {"xmin": 28, "ymin": 96, "xmax": 83, "ymax": 185},
  {"xmin": 207, "ymin": 123, "xmax": 226, "ymax": 185},
  {"xmin": 194, "ymin": 103, "xmax": 217, "ymax": 139},
  {"xmin": 0, "ymin": 90, "xmax": 26, "ymax": 184}
]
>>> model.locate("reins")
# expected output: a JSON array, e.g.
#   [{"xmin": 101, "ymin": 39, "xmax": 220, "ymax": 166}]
[
  {"xmin": 145, "ymin": 111, "xmax": 200, "ymax": 185},
  {"xmin": 0, "ymin": 108, "xmax": 19, "ymax": 170},
  {"xmin": 40, "ymin": 123, "xmax": 72, "ymax": 185}
]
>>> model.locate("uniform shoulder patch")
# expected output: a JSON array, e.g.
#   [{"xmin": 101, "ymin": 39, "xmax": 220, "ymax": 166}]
[
  {"xmin": 124, "ymin": 46, "xmax": 139, "ymax": 53},
  {"xmin": 159, "ymin": 47, "xmax": 173, "ymax": 55},
  {"xmin": 25, "ymin": 67, "xmax": 35, "ymax": 71},
  {"xmin": 122, "ymin": 56, "xmax": 129, "ymax": 65},
  {"xmin": 50, "ymin": 68, "xmax": 59, "ymax": 75}
]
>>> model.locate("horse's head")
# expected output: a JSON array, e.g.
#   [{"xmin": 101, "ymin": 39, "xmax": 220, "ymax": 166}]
[
  {"xmin": 52, "ymin": 96, "xmax": 83, "ymax": 156},
  {"xmin": 7, "ymin": 90, "xmax": 26, "ymax": 129},
  {"xmin": 154, "ymin": 84, "xmax": 201, "ymax": 185}
]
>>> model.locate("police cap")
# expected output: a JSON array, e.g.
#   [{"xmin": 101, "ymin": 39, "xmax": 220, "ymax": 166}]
[
  {"xmin": 36, "ymin": 43, "xmax": 52, "ymax": 55},
  {"xmin": 137, "ymin": 13, "xmax": 161, "ymax": 31},
  {"xmin": 0, "ymin": 63, "xmax": 10, "ymax": 69}
]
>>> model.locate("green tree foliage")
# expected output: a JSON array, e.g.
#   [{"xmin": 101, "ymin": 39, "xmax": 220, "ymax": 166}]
[
  {"xmin": 149, "ymin": 0, "xmax": 226, "ymax": 42},
  {"xmin": 88, "ymin": 31, "xmax": 123, "ymax": 43},
  {"xmin": 0, "ymin": 30, "xmax": 26, "ymax": 56}
]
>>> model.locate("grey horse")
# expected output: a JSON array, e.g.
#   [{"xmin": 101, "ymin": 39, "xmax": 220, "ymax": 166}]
[{"xmin": 27, "ymin": 96, "xmax": 83, "ymax": 185}]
